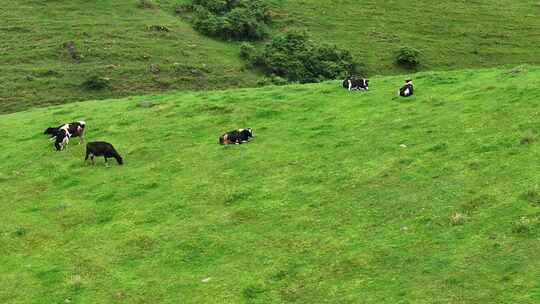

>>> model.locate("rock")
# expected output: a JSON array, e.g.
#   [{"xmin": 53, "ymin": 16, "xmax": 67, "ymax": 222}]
[
  {"xmin": 139, "ymin": 100, "xmax": 156, "ymax": 108},
  {"xmin": 63, "ymin": 41, "xmax": 81, "ymax": 62},
  {"xmin": 399, "ymin": 144, "xmax": 407, "ymax": 148},
  {"xmin": 201, "ymin": 277, "xmax": 211, "ymax": 283},
  {"xmin": 148, "ymin": 25, "xmax": 170, "ymax": 32},
  {"xmin": 149, "ymin": 64, "xmax": 160, "ymax": 74}
]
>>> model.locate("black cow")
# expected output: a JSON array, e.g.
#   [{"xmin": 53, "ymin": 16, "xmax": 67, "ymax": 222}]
[
  {"xmin": 399, "ymin": 80, "xmax": 414, "ymax": 97},
  {"xmin": 342, "ymin": 77, "xmax": 369, "ymax": 91},
  {"xmin": 44, "ymin": 121, "xmax": 86, "ymax": 145},
  {"xmin": 219, "ymin": 128, "xmax": 253, "ymax": 145},
  {"xmin": 85, "ymin": 142, "xmax": 123, "ymax": 165}
]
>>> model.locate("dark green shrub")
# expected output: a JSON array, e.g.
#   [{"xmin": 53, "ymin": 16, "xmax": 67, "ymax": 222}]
[
  {"xmin": 172, "ymin": 63, "xmax": 210, "ymax": 76},
  {"xmin": 246, "ymin": 31, "xmax": 357, "ymax": 83},
  {"xmin": 396, "ymin": 46, "xmax": 421, "ymax": 67},
  {"xmin": 269, "ymin": 75, "xmax": 288, "ymax": 86},
  {"xmin": 181, "ymin": 0, "xmax": 270, "ymax": 40},
  {"xmin": 82, "ymin": 75, "xmax": 110, "ymax": 90},
  {"xmin": 189, "ymin": 0, "xmax": 236, "ymax": 14},
  {"xmin": 239, "ymin": 43, "xmax": 256, "ymax": 60},
  {"xmin": 239, "ymin": 42, "xmax": 262, "ymax": 66}
]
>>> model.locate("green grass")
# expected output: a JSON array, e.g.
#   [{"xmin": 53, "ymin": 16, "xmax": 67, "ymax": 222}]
[
  {"xmin": 3, "ymin": 0, "xmax": 540, "ymax": 113},
  {"xmin": 1, "ymin": 65, "xmax": 540, "ymax": 303},
  {"xmin": 0, "ymin": 0, "xmax": 258, "ymax": 113},
  {"xmin": 273, "ymin": 0, "xmax": 540, "ymax": 75}
]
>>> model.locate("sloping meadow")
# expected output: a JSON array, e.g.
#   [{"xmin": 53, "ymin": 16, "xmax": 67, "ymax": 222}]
[{"xmin": 1, "ymin": 66, "xmax": 540, "ymax": 303}]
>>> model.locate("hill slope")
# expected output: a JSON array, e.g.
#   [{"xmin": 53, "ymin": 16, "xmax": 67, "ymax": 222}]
[
  {"xmin": 274, "ymin": 0, "xmax": 540, "ymax": 74},
  {"xmin": 0, "ymin": 0, "xmax": 257, "ymax": 113},
  {"xmin": 3, "ymin": 0, "xmax": 540, "ymax": 113},
  {"xmin": 1, "ymin": 66, "xmax": 540, "ymax": 303}
]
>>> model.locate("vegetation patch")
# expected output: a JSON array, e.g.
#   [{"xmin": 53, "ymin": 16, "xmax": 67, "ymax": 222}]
[
  {"xmin": 178, "ymin": 0, "xmax": 271, "ymax": 41},
  {"xmin": 396, "ymin": 46, "xmax": 421, "ymax": 68},
  {"xmin": 137, "ymin": 0, "xmax": 157, "ymax": 9},
  {"xmin": 242, "ymin": 31, "xmax": 357, "ymax": 83},
  {"xmin": 81, "ymin": 75, "xmax": 110, "ymax": 90},
  {"xmin": 513, "ymin": 217, "xmax": 533, "ymax": 235},
  {"xmin": 520, "ymin": 189, "xmax": 540, "ymax": 206}
]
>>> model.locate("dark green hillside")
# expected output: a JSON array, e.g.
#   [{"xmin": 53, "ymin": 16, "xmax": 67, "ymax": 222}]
[
  {"xmin": 274, "ymin": 0, "xmax": 540, "ymax": 74},
  {"xmin": 2, "ymin": 0, "xmax": 540, "ymax": 113},
  {"xmin": 1, "ymin": 66, "xmax": 540, "ymax": 303},
  {"xmin": 0, "ymin": 0, "xmax": 258, "ymax": 113}
]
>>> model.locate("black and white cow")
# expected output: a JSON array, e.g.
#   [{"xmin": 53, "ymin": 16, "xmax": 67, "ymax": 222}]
[
  {"xmin": 85, "ymin": 142, "xmax": 123, "ymax": 165},
  {"xmin": 54, "ymin": 124, "xmax": 71, "ymax": 151},
  {"xmin": 219, "ymin": 128, "xmax": 253, "ymax": 145},
  {"xmin": 342, "ymin": 77, "xmax": 369, "ymax": 91},
  {"xmin": 398, "ymin": 80, "xmax": 414, "ymax": 97},
  {"xmin": 44, "ymin": 121, "xmax": 86, "ymax": 146}
]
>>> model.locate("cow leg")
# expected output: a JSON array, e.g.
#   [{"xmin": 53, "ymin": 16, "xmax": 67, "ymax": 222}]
[
  {"xmin": 79, "ymin": 129, "xmax": 84, "ymax": 144},
  {"xmin": 91, "ymin": 155, "xmax": 95, "ymax": 165},
  {"xmin": 104, "ymin": 157, "xmax": 110, "ymax": 167}
]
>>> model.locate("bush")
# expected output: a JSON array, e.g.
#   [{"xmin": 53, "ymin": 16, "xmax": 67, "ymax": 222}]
[
  {"xmin": 396, "ymin": 46, "xmax": 421, "ymax": 68},
  {"xmin": 239, "ymin": 42, "xmax": 262, "ymax": 66},
  {"xmin": 513, "ymin": 217, "xmax": 533, "ymax": 234},
  {"xmin": 239, "ymin": 43, "xmax": 255, "ymax": 59},
  {"xmin": 82, "ymin": 75, "xmax": 110, "ymax": 90},
  {"xmin": 245, "ymin": 31, "xmax": 357, "ymax": 83},
  {"xmin": 181, "ymin": 0, "xmax": 270, "ymax": 40},
  {"xmin": 137, "ymin": 0, "xmax": 157, "ymax": 9}
]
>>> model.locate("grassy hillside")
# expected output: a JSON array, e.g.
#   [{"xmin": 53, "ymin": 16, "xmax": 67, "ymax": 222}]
[
  {"xmin": 274, "ymin": 0, "xmax": 540, "ymax": 75},
  {"xmin": 3, "ymin": 0, "xmax": 540, "ymax": 113},
  {"xmin": 1, "ymin": 66, "xmax": 540, "ymax": 303},
  {"xmin": 0, "ymin": 0, "xmax": 258, "ymax": 113}
]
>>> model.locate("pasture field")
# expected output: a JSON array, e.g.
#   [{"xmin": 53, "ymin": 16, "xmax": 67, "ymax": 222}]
[
  {"xmin": 1, "ymin": 66, "xmax": 540, "ymax": 303},
  {"xmin": 0, "ymin": 0, "xmax": 258, "ymax": 114},
  {"xmin": 273, "ymin": 0, "xmax": 540, "ymax": 75},
  {"xmin": 3, "ymin": 0, "xmax": 540, "ymax": 113}
]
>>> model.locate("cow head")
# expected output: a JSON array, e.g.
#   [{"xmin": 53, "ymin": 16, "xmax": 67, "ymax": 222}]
[
  {"xmin": 219, "ymin": 134, "xmax": 229, "ymax": 145},
  {"xmin": 44, "ymin": 127, "xmax": 57, "ymax": 136},
  {"xmin": 247, "ymin": 128, "xmax": 253, "ymax": 138}
]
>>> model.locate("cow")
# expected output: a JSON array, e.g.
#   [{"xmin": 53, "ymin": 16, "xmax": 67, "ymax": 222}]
[
  {"xmin": 44, "ymin": 121, "xmax": 86, "ymax": 145},
  {"xmin": 399, "ymin": 80, "xmax": 414, "ymax": 97},
  {"xmin": 85, "ymin": 142, "xmax": 123, "ymax": 166},
  {"xmin": 54, "ymin": 124, "xmax": 71, "ymax": 151},
  {"xmin": 219, "ymin": 128, "xmax": 253, "ymax": 145},
  {"xmin": 342, "ymin": 77, "xmax": 369, "ymax": 91}
]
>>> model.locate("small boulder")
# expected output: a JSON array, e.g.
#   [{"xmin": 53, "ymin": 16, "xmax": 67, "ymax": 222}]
[{"xmin": 139, "ymin": 101, "xmax": 156, "ymax": 108}]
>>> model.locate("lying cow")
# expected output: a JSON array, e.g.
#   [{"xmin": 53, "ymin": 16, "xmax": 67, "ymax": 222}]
[
  {"xmin": 342, "ymin": 77, "xmax": 369, "ymax": 91},
  {"xmin": 44, "ymin": 121, "xmax": 86, "ymax": 145},
  {"xmin": 219, "ymin": 128, "xmax": 253, "ymax": 145},
  {"xmin": 85, "ymin": 141, "xmax": 123, "ymax": 166},
  {"xmin": 398, "ymin": 80, "xmax": 414, "ymax": 97}
]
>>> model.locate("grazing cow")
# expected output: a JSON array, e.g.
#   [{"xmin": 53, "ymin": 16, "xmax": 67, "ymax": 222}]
[
  {"xmin": 44, "ymin": 121, "xmax": 86, "ymax": 144},
  {"xmin": 219, "ymin": 128, "xmax": 253, "ymax": 145},
  {"xmin": 54, "ymin": 124, "xmax": 71, "ymax": 151},
  {"xmin": 85, "ymin": 142, "xmax": 123, "ymax": 165},
  {"xmin": 342, "ymin": 77, "xmax": 369, "ymax": 91},
  {"xmin": 399, "ymin": 80, "xmax": 414, "ymax": 97}
]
